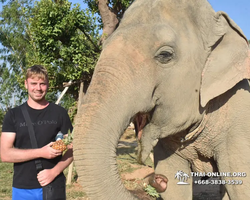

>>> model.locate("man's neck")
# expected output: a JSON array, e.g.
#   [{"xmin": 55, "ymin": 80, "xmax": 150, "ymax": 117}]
[{"xmin": 27, "ymin": 99, "xmax": 49, "ymax": 110}]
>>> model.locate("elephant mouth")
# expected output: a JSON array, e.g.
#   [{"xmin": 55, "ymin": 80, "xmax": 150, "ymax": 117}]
[
  {"xmin": 133, "ymin": 112, "xmax": 151, "ymax": 140},
  {"xmin": 132, "ymin": 113, "xmax": 169, "ymax": 193}
]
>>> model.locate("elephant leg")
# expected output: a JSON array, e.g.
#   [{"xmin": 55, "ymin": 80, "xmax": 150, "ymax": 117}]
[
  {"xmin": 221, "ymin": 185, "xmax": 230, "ymax": 200},
  {"xmin": 216, "ymin": 134, "xmax": 250, "ymax": 199},
  {"xmin": 153, "ymin": 140, "xmax": 192, "ymax": 200}
]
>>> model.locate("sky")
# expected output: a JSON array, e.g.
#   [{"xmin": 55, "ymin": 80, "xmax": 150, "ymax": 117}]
[
  {"xmin": 208, "ymin": 0, "xmax": 250, "ymax": 39},
  {"xmin": 70, "ymin": 0, "xmax": 250, "ymax": 40}
]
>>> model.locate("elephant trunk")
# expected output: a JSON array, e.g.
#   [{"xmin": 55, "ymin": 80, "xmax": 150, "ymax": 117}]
[
  {"xmin": 73, "ymin": 59, "xmax": 154, "ymax": 199},
  {"xmin": 74, "ymin": 110, "xmax": 136, "ymax": 199}
]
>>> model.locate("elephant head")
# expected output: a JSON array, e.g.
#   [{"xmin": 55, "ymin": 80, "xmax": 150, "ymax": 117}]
[{"xmin": 73, "ymin": 0, "xmax": 250, "ymax": 199}]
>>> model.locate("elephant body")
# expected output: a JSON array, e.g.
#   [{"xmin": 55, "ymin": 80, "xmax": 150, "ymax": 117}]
[
  {"xmin": 73, "ymin": 0, "xmax": 250, "ymax": 199},
  {"xmin": 154, "ymin": 79, "xmax": 250, "ymax": 199}
]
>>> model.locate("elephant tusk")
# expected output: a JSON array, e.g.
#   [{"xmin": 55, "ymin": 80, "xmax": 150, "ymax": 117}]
[{"xmin": 181, "ymin": 114, "xmax": 208, "ymax": 143}]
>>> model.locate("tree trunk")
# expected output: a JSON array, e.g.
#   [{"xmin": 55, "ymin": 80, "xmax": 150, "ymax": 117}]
[{"xmin": 97, "ymin": 0, "xmax": 119, "ymax": 45}]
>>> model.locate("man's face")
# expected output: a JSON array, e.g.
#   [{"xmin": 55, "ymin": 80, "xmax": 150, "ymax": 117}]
[{"xmin": 25, "ymin": 76, "xmax": 48, "ymax": 102}]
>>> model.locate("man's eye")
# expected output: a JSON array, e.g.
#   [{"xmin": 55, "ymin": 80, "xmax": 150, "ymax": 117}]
[{"xmin": 155, "ymin": 51, "xmax": 173, "ymax": 64}]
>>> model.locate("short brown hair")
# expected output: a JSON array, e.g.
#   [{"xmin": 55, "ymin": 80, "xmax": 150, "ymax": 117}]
[{"xmin": 26, "ymin": 65, "xmax": 48, "ymax": 80}]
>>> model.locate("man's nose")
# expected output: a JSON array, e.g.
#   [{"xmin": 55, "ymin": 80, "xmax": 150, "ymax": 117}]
[{"xmin": 36, "ymin": 84, "xmax": 42, "ymax": 90}]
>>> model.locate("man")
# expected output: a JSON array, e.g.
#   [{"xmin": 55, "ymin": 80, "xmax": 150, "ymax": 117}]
[{"xmin": 0, "ymin": 65, "xmax": 73, "ymax": 200}]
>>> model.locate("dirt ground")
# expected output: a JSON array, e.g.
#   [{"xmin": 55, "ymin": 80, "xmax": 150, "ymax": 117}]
[{"xmin": 117, "ymin": 127, "xmax": 156, "ymax": 200}]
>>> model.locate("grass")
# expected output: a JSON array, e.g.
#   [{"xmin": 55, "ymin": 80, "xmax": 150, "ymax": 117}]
[
  {"xmin": 0, "ymin": 129, "xmax": 86, "ymax": 199},
  {"xmin": 0, "ymin": 161, "xmax": 87, "ymax": 200},
  {"xmin": 66, "ymin": 183, "xmax": 87, "ymax": 200},
  {"xmin": 117, "ymin": 150, "xmax": 140, "ymax": 174},
  {"xmin": 0, "ymin": 162, "xmax": 13, "ymax": 200}
]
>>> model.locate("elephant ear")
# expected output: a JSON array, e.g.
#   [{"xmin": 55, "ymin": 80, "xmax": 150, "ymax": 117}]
[{"xmin": 200, "ymin": 11, "xmax": 250, "ymax": 108}]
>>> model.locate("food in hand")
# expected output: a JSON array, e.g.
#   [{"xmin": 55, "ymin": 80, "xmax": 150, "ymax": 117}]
[
  {"xmin": 52, "ymin": 131, "xmax": 73, "ymax": 152},
  {"xmin": 52, "ymin": 140, "xmax": 67, "ymax": 152}
]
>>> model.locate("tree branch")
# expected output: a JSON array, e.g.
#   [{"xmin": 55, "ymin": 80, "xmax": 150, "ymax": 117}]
[{"xmin": 97, "ymin": 0, "xmax": 119, "ymax": 45}]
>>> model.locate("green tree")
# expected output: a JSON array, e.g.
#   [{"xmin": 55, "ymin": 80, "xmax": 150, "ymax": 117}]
[
  {"xmin": 0, "ymin": 109, "xmax": 4, "ymax": 125},
  {"xmin": 29, "ymin": 0, "xmax": 101, "ymax": 99},
  {"xmin": 0, "ymin": 0, "xmax": 101, "ymax": 111},
  {"xmin": 0, "ymin": 0, "xmax": 34, "ymax": 107},
  {"xmin": 0, "ymin": 62, "xmax": 20, "ymax": 109},
  {"xmin": 0, "ymin": 0, "xmax": 133, "ymax": 113}
]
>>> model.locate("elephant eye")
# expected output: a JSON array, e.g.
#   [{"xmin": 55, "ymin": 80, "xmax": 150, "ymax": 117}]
[{"xmin": 154, "ymin": 48, "xmax": 174, "ymax": 64}]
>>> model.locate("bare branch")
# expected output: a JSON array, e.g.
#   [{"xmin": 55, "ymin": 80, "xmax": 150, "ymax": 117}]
[{"xmin": 97, "ymin": 0, "xmax": 119, "ymax": 45}]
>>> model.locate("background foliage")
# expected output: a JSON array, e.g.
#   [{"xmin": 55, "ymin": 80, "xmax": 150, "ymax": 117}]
[
  {"xmin": 0, "ymin": 0, "xmax": 133, "ymax": 124},
  {"xmin": 0, "ymin": 0, "xmax": 104, "ymax": 123},
  {"xmin": 29, "ymin": 0, "xmax": 100, "ymax": 95}
]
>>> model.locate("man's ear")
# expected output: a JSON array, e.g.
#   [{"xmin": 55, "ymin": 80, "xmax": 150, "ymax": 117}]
[{"xmin": 200, "ymin": 12, "xmax": 250, "ymax": 107}]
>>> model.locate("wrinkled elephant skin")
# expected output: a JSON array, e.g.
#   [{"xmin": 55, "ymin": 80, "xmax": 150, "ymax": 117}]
[{"xmin": 73, "ymin": 0, "xmax": 250, "ymax": 199}]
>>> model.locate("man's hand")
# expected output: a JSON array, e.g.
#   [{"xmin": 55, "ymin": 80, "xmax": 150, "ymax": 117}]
[
  {"xmin": 37, "ymin": 169, "xmax": 57, "ymax": 186},
  {"xmin": 40, "ymin": 142, "xmax": 62, "ymax": 159}
]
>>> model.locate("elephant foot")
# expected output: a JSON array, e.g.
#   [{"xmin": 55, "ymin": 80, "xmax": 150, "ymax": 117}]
[{"xmin": 148, "ymin": 173, "xmax": 168, "ymax": 193}]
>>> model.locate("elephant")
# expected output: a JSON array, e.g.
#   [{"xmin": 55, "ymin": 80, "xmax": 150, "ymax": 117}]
[{"xmin": 73, "ymin": 0, "xmax": 250, "ymax": 199}]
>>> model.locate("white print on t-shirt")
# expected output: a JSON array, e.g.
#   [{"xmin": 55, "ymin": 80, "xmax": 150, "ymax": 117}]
[{"xmin": 19, "ymin": 120, "xmax": 58, "ymax": 127}]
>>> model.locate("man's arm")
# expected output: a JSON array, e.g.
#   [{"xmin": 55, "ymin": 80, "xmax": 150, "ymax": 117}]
[
  {"xmin": 37, "ymin": 146, "xmax": 73, "ymax": 186},
  {"xmin": 0, "ymin": 132, "xmax": 62, "ymax": 163}
]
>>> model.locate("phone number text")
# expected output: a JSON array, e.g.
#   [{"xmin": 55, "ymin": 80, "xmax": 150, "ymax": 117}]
[{"xmin": 194, "ymin": 179, "xmax": 243, "ymax": 185}]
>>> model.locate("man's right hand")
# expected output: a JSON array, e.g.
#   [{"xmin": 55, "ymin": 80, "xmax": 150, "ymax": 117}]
[
  {"xmin": 1, "ymin": 133, "xmax": 62, "ymax": 163},
  {"xmin": 40, "ymin": 142, "xmax": 62, "ymax": 159}
]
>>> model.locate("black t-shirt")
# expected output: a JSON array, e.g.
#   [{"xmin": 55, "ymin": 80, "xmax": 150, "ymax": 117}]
[{"xmin": 2, "ymin": 102, "xmax": 73, "ymax": 189}]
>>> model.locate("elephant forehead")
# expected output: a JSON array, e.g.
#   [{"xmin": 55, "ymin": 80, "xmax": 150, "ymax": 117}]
[
  {"xmin": 121, "ymin": 4, "xmax": 184, "ymax": 28},
  {"xmin": 119, "ymin": 0, "xmax": 215, "ymax": 41},
  {"xmin": 121, "ymin": 0, "xmax": 210, "ymax": 24},
  {"xmin": 102, "ymin": 32, "xmax": 146, "ymax": 58},
  {"xmin": 104, "ymin": 24, "xmax": 177, "ymax": 53}
]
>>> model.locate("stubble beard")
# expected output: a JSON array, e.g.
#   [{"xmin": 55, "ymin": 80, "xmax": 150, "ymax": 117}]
[{"xmin": 29, "ymin": 91, "xmax": 47, "ymax": 103}]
